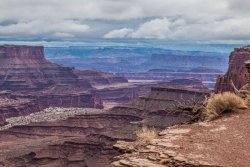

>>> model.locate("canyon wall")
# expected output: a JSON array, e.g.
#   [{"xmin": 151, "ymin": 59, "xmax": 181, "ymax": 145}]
[
  {"xmin": 0, "ymin": 45, "xmax": 128, "ymax": 123},
  {"xmin": 0, "ymin": 45, "xmax": 92, "ymax": 92},
  {"xmin": 0, "ymin": 85, "xmax": 209, "ymax": 167},
  {"xmin": 111, "ymin": 86, "xmax": 209, "ymax": 128},
  {"xmin": 215, "ymin": 46, "xmax": 250, "ymax": 92}
]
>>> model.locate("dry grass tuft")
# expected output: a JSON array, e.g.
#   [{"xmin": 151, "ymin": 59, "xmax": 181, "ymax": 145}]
[
  {"xmin": 203, "ymin": 92, "xmax": 247, "ymax": 120},
  {"xmin": 136, "ymin": 127, "xmax": 157, "ymax": 143}
]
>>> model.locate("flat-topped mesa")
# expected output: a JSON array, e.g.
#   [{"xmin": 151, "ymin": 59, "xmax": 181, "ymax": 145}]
[
  {"xmin": 0, "ymin": 45, "xmax": 93, "ymax": 92},
  {"xmin": 0, "ymin": 45, "xmax": 47, "ymax": 64},
  {"xmin": 215, "ymin": 46, "xmax": 250, "ymax": 93},
  {"xmin": 0, "ymin": 45, "xmax": 105, "ymax": 120}
]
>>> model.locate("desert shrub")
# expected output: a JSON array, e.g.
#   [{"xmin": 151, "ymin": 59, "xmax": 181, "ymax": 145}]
[
  {"xmin": 136, "ymin": 127, "xmax": 157, "ymax": 143},
  {"xmin": 203, "ymin": 92, "xmax": 247, "ymax": 120}
]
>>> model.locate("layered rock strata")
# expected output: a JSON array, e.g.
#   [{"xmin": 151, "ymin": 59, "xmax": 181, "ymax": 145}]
[
  {"xmin": 0, "ymin": 45, "xmax": 129, "ymax": 121},
  {"xmin": 215, "ymin": 46, "xmax": 250, "ymax": 92},
  {"xmin": 110, "ymin": 86, "xmax": 209, "ymax": 128},
  {"xmin": 0, "ymin": 108, "xmax": 140, "ymax": 167},
  {"xmin": 0, "ymin": 86, "xmax": 209, "ymax": 167}
]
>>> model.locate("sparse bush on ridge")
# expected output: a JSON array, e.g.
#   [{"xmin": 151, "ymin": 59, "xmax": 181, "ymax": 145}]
[
  {"xmin": 136, "ymin": 127, "xmax": 157, "ymax": 143},
  {"xmin": 203, "ymin": 92, "xmax": 248, "ymax": 120}
]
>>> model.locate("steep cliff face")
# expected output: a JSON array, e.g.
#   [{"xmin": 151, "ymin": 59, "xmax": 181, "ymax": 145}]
[
  {"xmin": 0, "ymin": 45, "xmax": 135, "ymax": 121},
  {"xmin": 0, "ymin": 91, "xmax": 38, "ymax": 125},
  {"xmin": 111, "ymin": 86, "xmax": 209, "ymax": 128},
  {"xmin": 215, "ymin": 46, "xmax": 250, "ymax": 92},
  {"xmin": 0, "ymin": 45, "xmax": 128, "ymax": 92},
  {"xmin": 0, "ymin": 45, "xmax": 93, "ymax": 92}
]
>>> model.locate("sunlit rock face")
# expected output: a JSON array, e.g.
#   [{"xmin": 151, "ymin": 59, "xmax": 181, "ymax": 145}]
[{"xmin": 215, "ymin": 46, "xmax": 250, "ymax": 93}]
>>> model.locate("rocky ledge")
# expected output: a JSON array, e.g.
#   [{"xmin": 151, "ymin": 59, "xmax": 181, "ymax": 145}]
[{"xmin": 112, "ymin": 110, "xmax": 250, "ymax": 167}]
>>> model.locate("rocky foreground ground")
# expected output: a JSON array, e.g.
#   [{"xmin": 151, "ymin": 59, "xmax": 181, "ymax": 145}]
[{"xmin": 112, "ymin": 109, "xmax": 250, "ymax": 167}]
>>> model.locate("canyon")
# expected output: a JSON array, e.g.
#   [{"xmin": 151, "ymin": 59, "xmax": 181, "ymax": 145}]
[
  {"xmin": 117, "ymin": 69, "xmax": 220, "ymax": 89},
  {"xmin": 0, "ymin": 45, "xmax": 132, "ymax": 124},
  {"xmin": 1, "ymin": 44, "xmax": 247, "ymax": 167},
  {"xmin": 0, "ymin": 85, "xmax": 208, "ymax": 167}
]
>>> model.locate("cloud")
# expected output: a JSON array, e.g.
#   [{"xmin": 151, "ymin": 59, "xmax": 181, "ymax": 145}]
[
  {"xmin": 0, "ymin": 0, "xmax": 228, "ymax": 21},
  {"xmin": 0, "ymin": 20, "xmax": 89, "ymax": 39},
  {"xmin": 130, "ymin": 18, "xmax": 171, "ymax": 39},
  {"xmin": 104, "ymin": 16, "xmax": 250, "ymax": 41},
  {"xmin": 104, "ymin": 28, "xmax": 133, "ymax": 38},
  {"xmin": 53, "ymin": 32, "xmax": 75, "ymax": 38},
  {"xmin": 0, "ymin": 0, "xmax": 250, "ymax": 42},
  {"xmin": 227, "ymin": 0, "xmax": 250, "ymax": 14}
]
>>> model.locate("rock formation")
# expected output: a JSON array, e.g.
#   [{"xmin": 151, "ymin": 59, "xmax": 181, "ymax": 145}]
[
  {"xmin": 0, "ymin": 85, "xmax": 209, "ymax": 167},
  {"xmin": 118, "ymin": 68, "xmax": 222, "ymax": 89},
  {"xmin": 0, "ymin": 45, "xmax": 93, "ymax": 91},
  {"xmin": 215, "ymin": 46, "xmax": 250, "ymax": 93},
  {"xmin": 110, "ymin": 86, "xmax": 209, "ymax": 128},
  {"xmin": 0, "ymin": 45, "xmax": 129, "ymax": 123},
  {"xmin": 164, "ymin": 78, "xmax": 208, "ymax": 90},
  {"xmin": 112, "ymin": 108, "xmax": 250, "ymax": 167},
  {"xmin": 74, "ymin": 69, "xmax": 128, "ymax": 86},
  {"xmin": 0, "ymin": 91, "xmax": 41, "ymax": 126}
]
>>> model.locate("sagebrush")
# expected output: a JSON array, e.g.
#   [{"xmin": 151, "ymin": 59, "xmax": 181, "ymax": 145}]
[
  {"xmin": 136, "ymin": 127, "xmax": 157, "ymax": 143},
  {"xmin": 203, "ymin": 92, "xmax": 247, "ymax": 120}
]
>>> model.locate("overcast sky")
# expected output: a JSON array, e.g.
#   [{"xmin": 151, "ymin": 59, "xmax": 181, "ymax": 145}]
[{"xmin": 0, "ymin": 0, "xmax": 250, "ymax": 42}]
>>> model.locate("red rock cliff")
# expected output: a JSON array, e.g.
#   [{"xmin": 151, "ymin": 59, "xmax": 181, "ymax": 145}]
[
  {"xmin": 0, "ymin": 45, "xmax": 105, "ymax": 122},
  {"xmin": 0, "ymin": 45, "xmax": 93, "ymax": 91},
  {"xmin": 215, "ymin": 46, "xmax": 250, "ymax": 93}
]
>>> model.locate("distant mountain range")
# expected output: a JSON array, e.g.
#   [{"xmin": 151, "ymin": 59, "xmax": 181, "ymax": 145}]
[{"xmin": 45, "ymin": 46, "xmax": 229, "ymax": 73}]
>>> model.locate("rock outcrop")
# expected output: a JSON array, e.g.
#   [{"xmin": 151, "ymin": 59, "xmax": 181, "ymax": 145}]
[
  {"xmin": 0, "ymin": 91, "xmax": 40, "ymax": 126},
  {"xmin": 215, "ymin": 46, "xmax": 250, "ymax": 93},
  {"xmin": 0, "ymin": 45, "xmax": 130, "ymax": 122},
  {"xmin": 110, "ymin": 86, "xmax": 209, "ymax": 128},
  {"xmin": 0, "ymin": 45, "xmax": 93, "ymax": 92},
  {"xmin": 112, "ymin": 109, "xmax": 250, "ymax": 167},
  {"xmin": 0, "ymin": 45, "xmax": 102, "ymax": 123}
]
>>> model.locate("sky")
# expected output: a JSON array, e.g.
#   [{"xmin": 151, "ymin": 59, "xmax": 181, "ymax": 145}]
[{"xmin": 0, "ymin": 0, "xmax": 250, "ymax": 43}]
